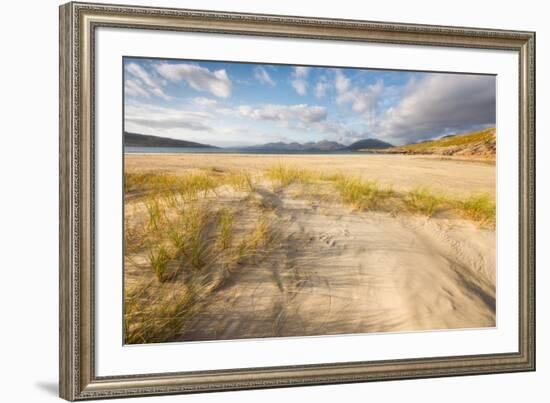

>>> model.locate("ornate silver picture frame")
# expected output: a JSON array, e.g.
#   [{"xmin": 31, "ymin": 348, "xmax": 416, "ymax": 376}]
[{"xmin": 59, "ymin": 2, "xmax": 535, "ymax": 400}]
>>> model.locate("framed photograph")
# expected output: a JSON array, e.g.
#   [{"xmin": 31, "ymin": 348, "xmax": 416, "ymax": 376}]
[{"xmin": 59, "ymin": 2, "xmax": 535, "ymax": 400}]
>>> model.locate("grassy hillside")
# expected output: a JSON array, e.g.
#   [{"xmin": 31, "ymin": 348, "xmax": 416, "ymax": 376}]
[{"xmin": 362, "ymin": 128, "xmax": 496, "ymax": 161}]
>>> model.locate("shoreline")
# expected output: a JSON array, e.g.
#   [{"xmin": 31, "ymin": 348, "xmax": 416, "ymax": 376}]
[{"xmin": 125, "ymin": 149, "xmax": 494, "ymax": 161}]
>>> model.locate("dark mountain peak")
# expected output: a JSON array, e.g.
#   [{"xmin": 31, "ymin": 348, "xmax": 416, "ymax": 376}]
[{"xmin": 346, "ymin": 138, "xmax": 393, "ymax": 150}]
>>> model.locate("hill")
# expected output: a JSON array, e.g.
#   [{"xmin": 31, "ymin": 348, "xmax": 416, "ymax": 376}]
[
  {"xmin": 124, "ymin": 132, "xmax": 217, "ymax": 148},
  {"xmin": 346, "ymin": 138, "xmax": 393, "ymax": 150},
  {"xmin": 361, "ymin": 128, "xmax": 496, "ymax": 161}
]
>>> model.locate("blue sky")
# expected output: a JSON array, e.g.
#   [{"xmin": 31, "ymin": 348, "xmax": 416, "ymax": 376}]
[{"xmin": 124, "ymin": 57, "xmax": 496, "ymax": 147}]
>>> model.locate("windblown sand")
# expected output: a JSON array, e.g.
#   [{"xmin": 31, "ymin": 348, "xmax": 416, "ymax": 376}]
[
  {"xmin": 125, "ymin": 153, "xmax": 495, "ymax": 197},
  {"xmin": 125, "ymin": 153, "xmax": 496, "ymax": 340}
]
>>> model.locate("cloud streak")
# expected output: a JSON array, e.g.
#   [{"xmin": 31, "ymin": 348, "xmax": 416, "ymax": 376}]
[
  {"xmin": 125, "ymin": 62, "xmax": 171, "ymax": 100},
  {"xmin": 238, "ymin": 103, "xmax": 327, "ymax": 124},
  {"xmin": 125, "ymin": 79, "xmax": 151, "ymax": 99},
  {"xmin": 192, "ymin": 97, "xmax": 218, "ymax": 107},
  {"xmin": 315, "ymin": 80, "xmax": 329, "ymax": 98},
  {"xmin": 157, "ymin": 63, "xmax": 232, "ymax": 98},
  {"xmin": 291, "ymin": 67, "xmax": 310, "ymax": 96},
  {"xmin": 125, "ymin": 104, "xmax": 212, "ymax": 132},
  {"xmin": 254, "ymin": 66, "xmax": 276, "ymax": 86}
]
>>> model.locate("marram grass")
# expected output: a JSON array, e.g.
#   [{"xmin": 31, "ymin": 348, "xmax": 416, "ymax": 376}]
[
  {"xmin": 332, "ymin": 175, "xmax": 394, "ymax": 211},
  {"xmin": 124, "ymin": 164, "xmax": 496, "ymax": 343}
]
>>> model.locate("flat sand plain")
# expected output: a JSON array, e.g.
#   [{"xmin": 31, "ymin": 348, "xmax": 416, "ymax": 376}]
[
  {"xmin": 124, "ymin": 153, "xmax": 496, "ymax": 342},
  {"xmin": 125, "ymin": 153, "xmax": 495, "ymax": 197}
]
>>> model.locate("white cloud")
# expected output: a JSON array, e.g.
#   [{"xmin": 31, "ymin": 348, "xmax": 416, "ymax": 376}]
[
  {"xmin": 254, "ymin": 66, "xmax": 276, "ymax": 86},
  {"xmin": 334, "ymin": 69, "xmax": 350, "ymax": 93},
  {"xmin": 126, "ymin": 64, "xmax": 158, "ymax": 91},
  {"xmin": 375, "ymin": 74, "xmax": 496, "ymax": 144},
  {"xmin": 125, "ymin": 63, "xmax": 171, "ymax": 100},
  {"xmin": 293, "ymin": 118, "xmax": 383, "ymax": 145},
  {"xmin": 292, "ymin": 81, "xmax": 307, "ymax": 96},
  {"xmin": 124, "ymin": 102, "xmax": 289, "ymax": 147},
  {"xmin": 314, "ymin": 81, "xmax": 329, "ymax": 98},
  {"xmin": 125, "ymin": 79, "xmax": 150, "ymax": 99},
  {"xmin": 331, "ymin": 70, "xmax": 495, "ymax": 144},
  {"xmin": 238, "ymin": 103, "xmax": 327, "ymax": 124},
  {"xmin": 291, "ymin": 66, "xmax": 310, "ymax": 96},
  {"xmin": 294, "ymin": 67, "xmax": 309, "ymax": 78},
  {"xmin": 311, "ymin": 120, "xmax": 361, "ymax": 143},
  {"xmin": 125, "ymin": 103, "xmax": 212, "ymax": 132},
  {"xmin": 334, "ymin": 70, "xmax": 384, "ymax": 115},
  {"xmin": 235, "ymin": 100, "xmax": 376, "ymax": 146},
  {"xmin": 157, "ymin": 63, "xmax": 232, "ymax": 98},
  {"xmin": 125, "ymin": 61, "xmax": 495, "ymax": 148},
  {"xmin": 192, "ymin": 97, "xmax": 218, "ymax": 107}
]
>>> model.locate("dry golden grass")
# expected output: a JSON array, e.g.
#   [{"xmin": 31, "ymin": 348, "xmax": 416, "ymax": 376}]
[
  {"xmin": 363, "ymin": 127, "xmax": 496, "ymax": 161},
  {"xmin": 235, "ymin": 217, "xmax": 275, "ymax": 265},
  {"xmin": 227, "ymin": 170, "xmax": 256, "ymax": 192},
  {"xmin": 264, "ymin": 163, "xmax": 313, "ymax": 190},
  {"xmin": 456, "ymin": 194, "xmax": 496, "ymax": 227},
  {"xmin": 148, "ymin": 245, "xmax": 170, "ymax": 282},
  {"xmin": 125, "ymin": 171, "xmax": 220, "ymax": 202},
  {"xmin": 332, "ymin": 175, "xmax": 395, "ymax": 211},
  {"xmin": 217, "ymin": 208, "xmax": 234, "ymax": 251},
  {"xmin": 394, "ymin": 128, "xmax": 495, "ymax": 151},
  {"xmin": 124, "ymin": 169, "xmax": 282, "ymax": 343},
  {"xmin": 405, "ymin": 188, "xmax": 444, "ymax": 217},
  {"xmin": 124, "ymin": 162, "xmax": 495, "ymax": 343},
  {"xmin": 124, "ymin": 279, "xmax": 200, "ymax": 344}
]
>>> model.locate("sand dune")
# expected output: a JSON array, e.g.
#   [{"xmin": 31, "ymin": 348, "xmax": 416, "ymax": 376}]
[
  {"xmin": 180, "ymin": 185, "xmax": 495, "ymax": 340},
  {"xmin": 124, "ymin": 153, "xmax": 496, "ymax": 342}
]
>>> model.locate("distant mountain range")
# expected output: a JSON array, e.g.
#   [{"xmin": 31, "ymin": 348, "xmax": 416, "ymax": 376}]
[
  {"xmin": 124, "ymin": 132, "xmax": 217, "ymax": 148},
  {"xmin": 246, "ymin": 140, "xmax": 345, "ymax": 151},
  {"xmin": 124, "ymin": 132, "xmax": 394, "ymax": 152},
  {"xmin": 247, "ymin": 138, "xmax": 393, "ymax": 151}
]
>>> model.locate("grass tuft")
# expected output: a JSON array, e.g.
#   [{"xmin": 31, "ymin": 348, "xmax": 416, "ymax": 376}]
[
  {"xmin": 333, "ymin": 175, "xmax": 394, "ymax": 210},
  {"xmin": 456, "ymin": 194, "xmax": 496, "ymax": 226},
  {"xmin": 265, "ymin": 164, "xmax": 312, "ymax": 190},
  {"xmin": 124, "ymin": 281, "xmax": 199, "ymax": 344},
  {"xmin": 125, "ymin": 171, "xmax": 220, "ymax": 202},
  {"xmin": 235, "ymin": 217, "xmax": 274, "ymax": 264},
  {"xmin": 172, "ymin": 172, "xmax": 219, "ymax": 201},
  {"xmin": 148, "ymin": 245, "xmax": 170, "ymax": 282},
  {"xmin": 405, "ymin": 188, "xmax": 443, "ymax": 217},
  {"xmin": 227, "ymin": 170, "xmax": 255, "ymax": 192},
  {"xmin": 168, "ymin": 226, "xmax": 186, "ymax": 257},
  {"xmin": 180, "ymin": 205, "xmax": 210, "ymax": 270},
  {"xmin": 144, "ymin": 196, "xmax": 165, "ymax": 231},
  {"xmin": 217, "ymin": 208, "xmax": 234, "ymax": 251}
]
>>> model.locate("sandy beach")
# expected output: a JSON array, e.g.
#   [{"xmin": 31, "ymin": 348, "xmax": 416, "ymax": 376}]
[
  {"xmin": 124, "ymin": 153, "xmax": 496, "ymax": 343},
  {"xmin": 125, "ymin": 153, "xmax": 495, "ymax": 197}
]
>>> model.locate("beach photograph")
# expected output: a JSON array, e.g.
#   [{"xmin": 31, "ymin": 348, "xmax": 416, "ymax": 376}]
[{"xmin": 123, "ymin": 57, "xmax": 496, "ymax": 344}]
